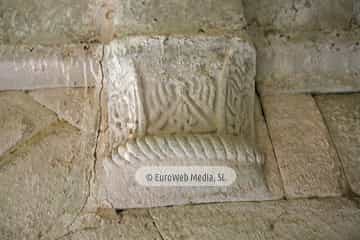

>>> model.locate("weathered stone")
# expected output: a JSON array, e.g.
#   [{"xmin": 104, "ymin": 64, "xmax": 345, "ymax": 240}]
[
  {"xmin": 50, "ymin": 210, "xmax": 163, "ymax": 240},
  {"xmin": 0, "ymin": 122, "xmax": 94, "ymax": 240},
  {"xmin": 105, "ymin": 36, "xmax": 256, "ymax": 148},
  {"xmin": 0, "ymin": 91, "xmax": 57, "ymax": 156},
  {"xmin": 255, "ymin": 97, "xmax": 284, "ymax": 199},
  {"xmin": 355, "ymin": 0, "xmax": 360, "ymax": 26},
  {"xmin": 113, "ymin": 0, "xmax": 247, "ymax": 36},
  {"xmin": 151, "ymin": 198, "xmax": 360, "ymax": 240},
  {"xmin": 0, "ymin": 44, "xmax": 102, "ymax": 90},
  {"xmin": 0, "ymin": 0, "xmax": 99, "ymax": 44},
  {"xmin": 96, "ymin": 36, "xmax": 272, "ymax": 208},
  {"xmin": 29, "ymin": 88, "xmax": 98, "ymax": 133},
  {"xmin": 262, "ymin": 94, "xmax": 345, "ymax": 198},
  {"xmin": 354, "ymin": 198, "xmax": 360, "ymax": 207},
  {"xmin": 256, "ymin": 31, "xmax": 360, "ymax": 95},
  {"xmin": 0, "ymin": 0, "xmax": 246, "ymax": 45},
  {"xmin": 243, "ymin": 0, "xmax": 353, "ymax": 32},
  {"xmin": 315, "ymin": 94, "xmax": 360, "ymax": 196}
]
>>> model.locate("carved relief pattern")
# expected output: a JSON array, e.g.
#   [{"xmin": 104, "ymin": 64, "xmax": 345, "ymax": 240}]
[
  {"xmin": 106, "ymin": 37, "xmax": 256, "ymax": 164},
  {"xmin": 225, "ymin": 50, "xmax": 254, "ymax": 138},
  {"xmin": 113, "ymin": 134, "xmax": 262, "ymax": 167},
  {"xmin": 108, "ymin": 57, "xmax": 145, "ymax": 146},
  {"xmin": 146, "ymin": 76, "xmax": 217, "ymax": 135}
]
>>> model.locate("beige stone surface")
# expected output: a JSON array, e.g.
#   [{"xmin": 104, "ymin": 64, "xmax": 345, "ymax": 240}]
[
  {"xmin": 255, "ymin": 31, "xmax": 360, "ymax": 95},
  {"xmin": 316, "ymin": 94, "xmax": 360, "ymax": 196},
  {"xmin": 29, "ymin": 88, "xmax": 99, "ymax": 133},
  {"xmin": 0, "ymin": 91, "xmax": 57, "ymax": 157},
  {"xmin": 96, "ymin": 36, "xmax": 273, "ymax": 209},
  {"xmin": 0, "ymin": 0, "xmax": 99, "ymax": 44},
  {"xmin": 56, "ymin": 210, "xmax": 162, "ymax": 240},
  {"xmin": 243, "ymin": 0, "xmax": 352, "ymax": 32},
  {"xmin": 255, "ymin": 97, "xmax": 284, "ymax": 199},
  {"xmin": 262, "ymin": 94, "xmax": 345, "ymax": 198},
  {"xmin": 0, "ymin": 122, "xmax": 95, "ymax": 240},
  {"xmin": 104, "ymin": 36, "xmax": 256, "ymax": 148},
  {"xmin": 355, "ymin": 1, "xmax": 360, "ymax": 26},
  {"xmin": 112, "ymin": 0, "xmax": 246, "ymax": 36},
  {"xmin": 150, "ymin": 198, "xmax": 360, "ymax": 240},
  {"xmin": 0, "ymin": 44, "xmax": 102, "ymax": 90},
  {"xmin": 0, "ymin": 0, "xmax": 246, "ymax": 45}
]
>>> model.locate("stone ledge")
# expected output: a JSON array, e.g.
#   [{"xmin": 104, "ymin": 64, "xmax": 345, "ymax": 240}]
[
  {"xmin": 0, "ymin": 44, "xmax": 102, "ymax": 90},
  {"xmin": 243, "ymin": 0, "xmax": 353, "ymax": 32},
  {"xmin": 0, "ymin": 0, "xmax": 100, "ymax": 45},
  {"xmin": 113, "ymin": 0, "xmax": 247, "ymax": 37},
  {"xmin": 0, "ymin": 0, "xmax": 247, "ymax": 45},
  {"xmin": 255, "ymin": 30, "xmax": 360, "ymax": 95}
]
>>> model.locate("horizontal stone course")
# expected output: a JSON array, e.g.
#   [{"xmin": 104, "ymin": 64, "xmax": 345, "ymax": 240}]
[
  {"xmin": 243, "ymin": 0, "xmax": 353, "ymax": 32},
  {"xmin": 0, "ymin": 44, "xmax": 102, "ymax": 90},
  {"xmin": 150, "ymin": 198, "xmax": 360, "ymax": 240},
  {"xmin": 0, "ymin": 0, "xmax": 99, "ymax": 45},
  {"xmin": 256, "ymin": 31, "xmax": 360, "ymax": 95},
  {"xmin": 113, "ymin": 0, "xmax": 247, "ymax": 36},
  {"xmin": 0, "ymin": 0, "xmax": 246, "ymax": 45}
]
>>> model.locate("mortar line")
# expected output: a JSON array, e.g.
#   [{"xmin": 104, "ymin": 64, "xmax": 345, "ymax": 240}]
[{"xmin": 257, "ymin": 93, "xmax": 287, "ymax": 199}]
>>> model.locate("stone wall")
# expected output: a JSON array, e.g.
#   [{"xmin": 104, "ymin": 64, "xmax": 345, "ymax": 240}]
[{"xmin": 1, "ymin": 1, "xmax": 360, "ymax": 238}]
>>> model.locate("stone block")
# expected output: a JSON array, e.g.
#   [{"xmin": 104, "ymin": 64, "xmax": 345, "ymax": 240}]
[
  {"xmin": 29, "ymin": 88, "xmax": 99, "ymax": 133},
  {"xmin": 97, "ymin": 36, "xmax": 272, "ymax": 208},
  {"xmin": 49, "ymin": 210, "xmax": 163, "ymax": 240},
  {"xmin": 0, "ymin": 0, "xmax": 98, "ymax": 44},
  {"xmin": 262, "ymin": 94, "xmax": 345, "ymax": 198},
  {"xmin": 150, "ymin": 198, "xmax": 360, "ymax": 240},
  {"xmin": 0, "ymin": 91, "xmax": 57, "ymax": 157},
  {"xmin": 243, "ymin": 0, "xmax": 353, "ymax": 32},
  {"xmin": 0, "ymin": 44, "xmax": 102, "ymax": 90},
  {"xmin": 0, "ymin": 123, "xmax": 94, "ymax": 239},
  {"xmin": 113, "ymin": 0, "xmax": 247, "ymax": 36},
  {"xmin": 316, "ymin": 94, "xmax": 360, "ymax": 196},
  {"xmin": 256, "ymin": 31, "xmax": 360, "ymax": 94}
]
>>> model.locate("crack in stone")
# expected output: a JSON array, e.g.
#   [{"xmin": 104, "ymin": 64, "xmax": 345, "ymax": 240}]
[
  {"xmin": 53, "ymin": 226, "xmax": 99, "ymax": 240},
  {"xmin": 148, "ymin": 210, "xmax": 168, "ymax": 240},
  {"xmin": 71, "ymin": 44, "xmax": 106, "ymax": 225},
  {"xmin": 43, "ymin": 45, "xmax": 106, "ymax": 239},
  {"xmin": 93, "ymin": 44, "xmax": 106, "ymax": 185}
]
